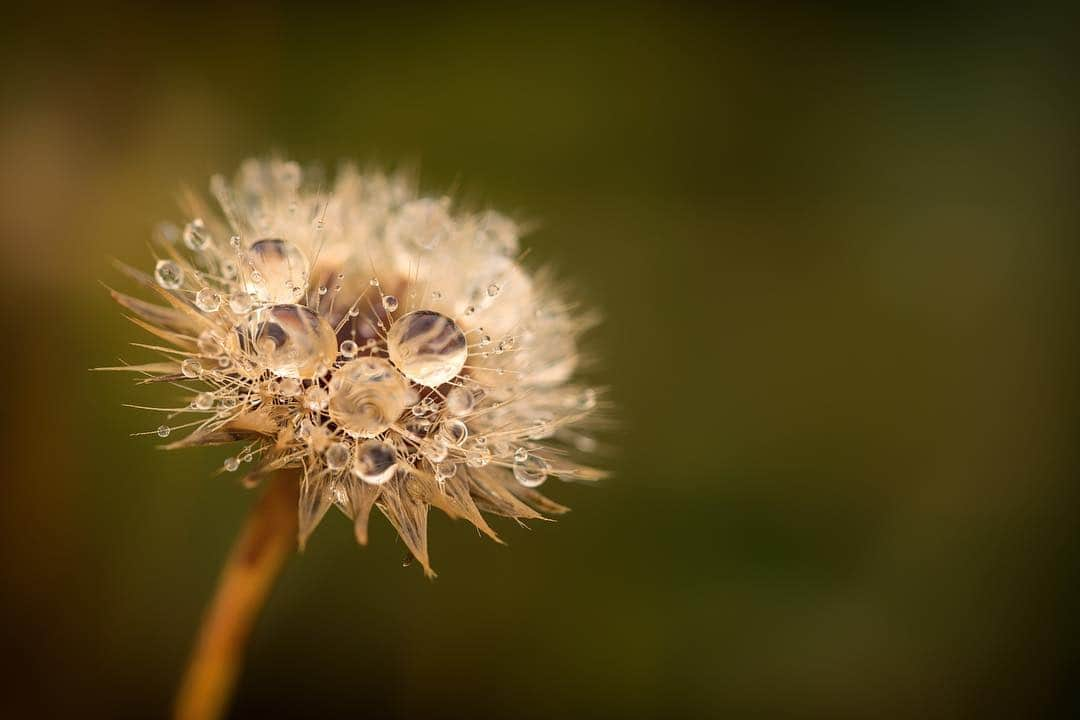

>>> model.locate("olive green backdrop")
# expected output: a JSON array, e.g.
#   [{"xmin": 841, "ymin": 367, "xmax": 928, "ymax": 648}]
[{"xmin": 1, "ymin": 2, "xmax": 1077, "ymax": 718}]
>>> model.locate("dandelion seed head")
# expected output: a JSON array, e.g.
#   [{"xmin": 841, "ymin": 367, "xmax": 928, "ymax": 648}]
[{"xmin": 108, "ymin": 157, "xmax": 608, "ymax": 575}]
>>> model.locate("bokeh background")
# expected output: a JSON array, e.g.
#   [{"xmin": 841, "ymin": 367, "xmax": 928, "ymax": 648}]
[{"xmin": 2, "ymin": 2, "xmax": 1077, "ymax": 717}]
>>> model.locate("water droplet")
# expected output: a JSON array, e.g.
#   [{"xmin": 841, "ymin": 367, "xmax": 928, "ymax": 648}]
[
  {"xmin": 197, "ymin": 330, "xmax": 220, "ymax": 356},
  {"xmin": 230, "ymin": 235, "xmax": 242, "ymax": 249},
  {"xmin": 156, "ymin": 425, "xmax": 171, "ymax": 438},
  {"xmin": 194, "ymin": 391, "xmax": 215, "ymax": 410},
  {"xmin": 325, "ymin": 441, "xmax": 350, "ymax": 470},
  {"xmin": 435, "ymin": 460, "xmax": 457, "ymax": 480},
  {"xmin": 183, "ymin": 218, "xmax": 212, "ymax": 251},
  {"xmin": 466, "ymin": 443, "xmax": 491, "ymax": 468},
  {"xmin": 514, "ymin": 447, "xmax": 529, "ymax": 462},
  {"xmin": 155, "ymin": 222, "xmax": 179, "ymax": 244},
  {"xmin": 382, "ymin": 294, "xmax": 399, "ymax": 312},
  {"xmin": 253, "ymin": 304, "xmax": 337, "ymax": 379},
  {"xmin": 387, "ymin": 198, "xmax": 451, "ymax": 254},
  {"xmin": 487, "ymin": 283, "xmax": 500, "ymax": 297},
  {"xmin": 369, "ymin": 277, "xmax": 380, "ymax": 287},
  {"xmin": 229, "ymin": 291, "xmax": 254, "ymax": 315},
  {"xmin": 328, "ymin": 357, "xmax": 411, "ymax": 438},
  {"xmin": 243, "ymin": 239, "xmax": 309, "ymax": 303},
  {"xmin": 514, "ymin": 454, "xmax": 550, "ymax": 487},
  {"xmin": 224, "ymin": 456, "xmax": 241, "ymax": 472},
  {"xmin": 479, "ymin": 334, "xmax": 491, "ymax": 347},
  {"xmin": 353, "ymin": 440, "xmax": 397, "ymax": 485},
  {"xmin": 242, "ymin": 452, "xmax": 254, "ymax": 463},
  {"xmin": 420, "ymin": 437, "xmax": 449, "ymax": 462},
  {"xmin": 154, "ymin": 259, "xmax": 183, "ymax": 290},
  {"xmin": 195, "ymin": 287, "xmax": 221, "ymax": 312},
  {"xmin": 386, "ymin": 310, "xmax": 468, "ymax": 387},
  {"xmin": 181, "ymin": 358, "xmax": 202, "ymax": 378},
  {"xmin": 445, "ymin": 386, "xmax": 475, "ymax": 416},
  {"xmin": 303, "ymin": 385, "xmax": 329, "ymax": 411},
  {"xmin": 277, "ymin": 377, "xmax": 301, "ymax": 397},
  {"xmin": 431, "ymin": 290, "xmax": 443, "ymax": 300},
  {"xmin": 318, "ymin": 286, "xmax": 328, "ymax": 296},
  {"xmin": 439, "ymin": 418, "xmax": 468, "ymax": 446},
  {"xmin": 339, "ymin": 340, "xmax": 359, "ymax": 358}
]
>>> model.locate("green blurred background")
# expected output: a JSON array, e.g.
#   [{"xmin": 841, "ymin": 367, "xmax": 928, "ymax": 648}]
[{"xmin": 2, "ymin": 2, "xmax": 1077, "ymax": 717}]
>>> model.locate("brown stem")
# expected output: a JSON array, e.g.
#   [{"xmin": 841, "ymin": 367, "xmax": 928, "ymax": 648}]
[{"xmin": 174, "ymin": 472, "xmax": 299, "ymax": 720}]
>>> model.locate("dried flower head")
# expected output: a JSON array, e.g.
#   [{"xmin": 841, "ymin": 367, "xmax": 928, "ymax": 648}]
[{"xmin": 105, "ymin": 158, "xmax": 606, "ymax": 575}]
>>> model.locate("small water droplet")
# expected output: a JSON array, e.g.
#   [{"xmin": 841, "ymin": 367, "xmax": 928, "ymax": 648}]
[
  {"xmin": 466, "ymin": 443, "xmax": 492, "ymax": 468},
  {"xmin": 421, "ymin": 437, "xmax": 449, "ymax": 463},
  {"xmin": 181, "ymin": 358, "xmax": 202, "ymax": 378},
  {"xmin": 439, "ymin": 418, "xmax": 468, "ymax": 446},
  {"xmin": 195, "ymin": 287, "xmax": 221, "ymax": 312},
  {"xmin": 230, "ymin": 235, "xmax": 242, "ymax": 249},
  {"xmin": 325, "ymin": 441, "xmax": 350, "ymax": 470},
  {"xmin": 445, "ymin": 386, "xmax": 475, "ymax": 416},
  {"xmin": 514, "ymin": 454, "xmax": 550, "ymax": 487},
  {"xmin": 183, "ymin": 218, "xmax": 212, "ymax": 251},
  {"xmin": 154, "ymin": 259, "xmax": 183, "ymax": 290},
  {"xmin": 156, "ymin": 425, "xmax": 171, "ymax": 438},
  {"xmin": 277, "ymin": 377, "xmax": 301, "ymax": 397},
  {"xmin": 303, "ymin": 385, "xmax": 329, "ymax": 411},
  {"xmin": 339, "ymin": 340, "xmax": 359, "ymax": 358},
  {"xmin": 369, "ymin": 277, "xmax": 380, "ymax": 287},
  {"xmin": 194, "ymin": 391, "xmax": 215, "ymax": 410},
  {"xmin": 382, "ymin": 295, "xmax": 399, "ymax": 312},
  {"xmin": 487, "ymin": 283, "xmax": 500, "ymax": 297},
  {"xmin": 224, "ymin": 456, "xmax": 241, "ymax": 472},
  {"xmin": 514, "ymin": 447, "xmax": 529, "ymax": 462},
  {"xmin": 228, "ymin": 291, "xmax": 254, "ymax": 315}
]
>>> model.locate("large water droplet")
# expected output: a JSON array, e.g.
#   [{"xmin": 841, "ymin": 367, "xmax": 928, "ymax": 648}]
[
  {"xmin": 243, "ymin": 239, "xmax": 309, "ymax": 303},
  {"xmin": 353, "ymin": 440, "xmax": 397, "ymax": 485},
  {"xmin": 386, "ymin": 310, "xmax": 468, "ymax": 387},
  {"xmin": 252, "ymin": 304, "xmax": 337, "ymax": 379},
  {"xmin": 513, "ymin": 454, "xmax": 549, "ymax": 487},
  {"xmin": 155, "ymin": 259, "xmax": 183, "ymax": 289},
  {"xmin": 328, "ymin": 357, "xmax": 411, "ymax": 438}
]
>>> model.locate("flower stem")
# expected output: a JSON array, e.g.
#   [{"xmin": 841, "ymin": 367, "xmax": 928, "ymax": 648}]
[{"xmin": 174, "ymin": 472, "xmax": 299, "ymax": 720}]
